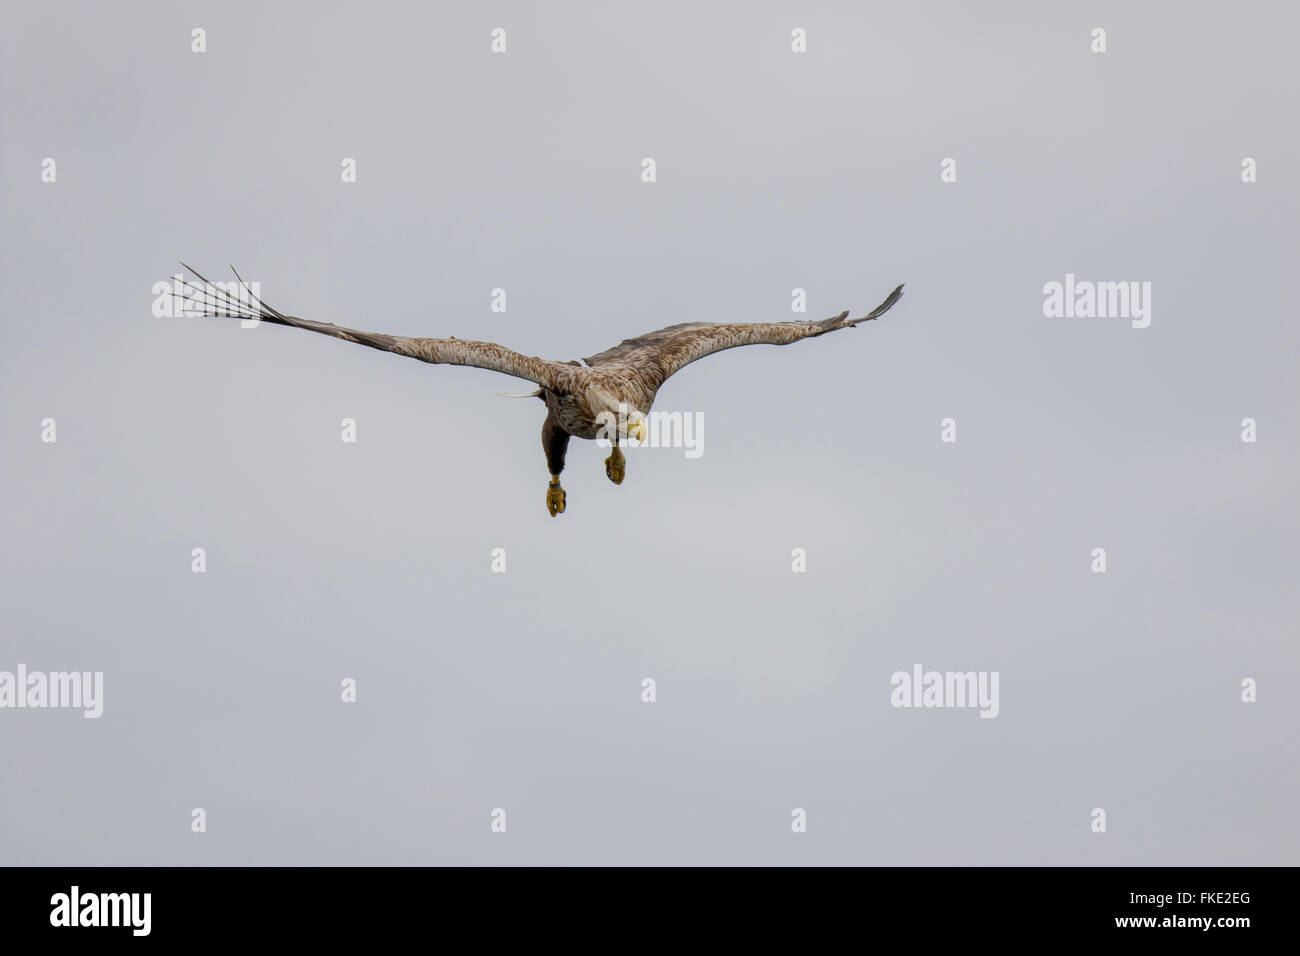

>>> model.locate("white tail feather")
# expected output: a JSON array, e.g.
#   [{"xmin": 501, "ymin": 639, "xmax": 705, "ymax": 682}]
[{"xmin": 496, "ymin": 389, "xmax": 543, "ymax": 399}]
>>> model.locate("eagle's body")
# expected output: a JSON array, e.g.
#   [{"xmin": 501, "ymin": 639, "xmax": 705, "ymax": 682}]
[
  {"xmin": 179, "ymin": 266, "xmax": 903, "ymax": 515},
  {"xmin": 541, "ymin": 370, "xmax": 634, "ymax": 440}
]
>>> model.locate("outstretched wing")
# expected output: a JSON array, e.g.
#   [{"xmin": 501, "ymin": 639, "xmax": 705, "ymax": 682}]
[
  {"xmin": 177, "ymin": 265, "xmax": 574, "ymax": 392},
  {"xmin": 583, "ymin": 284, "xmax": 904, "ymax": 391}
]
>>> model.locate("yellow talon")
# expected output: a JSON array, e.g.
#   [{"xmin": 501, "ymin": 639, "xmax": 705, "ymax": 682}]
[
  {"xmin": 546, "ymin": 477, "xmax": 566, "ymax": 516},
  {"xmin": 605, "ymin": 446, "xmax": 626, "ymax": 485}
]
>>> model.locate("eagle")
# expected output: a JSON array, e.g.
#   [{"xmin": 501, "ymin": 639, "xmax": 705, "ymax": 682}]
[{"xmin": 177, "ymin": 266, "xmax": 904, "ymax": 516}]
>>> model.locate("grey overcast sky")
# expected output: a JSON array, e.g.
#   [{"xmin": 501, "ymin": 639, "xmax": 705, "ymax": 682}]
[{"xmin": 1, "ymin": 0, "xmax": 1297, "ymax": 865}]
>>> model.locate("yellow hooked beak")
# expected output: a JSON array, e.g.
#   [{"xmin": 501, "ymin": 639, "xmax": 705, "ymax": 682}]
[{"xmin": 622, "ymin": 419, "xmax": 647, "ymax": 443}]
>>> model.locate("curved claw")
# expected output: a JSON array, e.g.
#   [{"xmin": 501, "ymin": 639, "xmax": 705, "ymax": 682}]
[{"xmin": 546, "ymin": 481, "xmax": 567, "ymax": 517}]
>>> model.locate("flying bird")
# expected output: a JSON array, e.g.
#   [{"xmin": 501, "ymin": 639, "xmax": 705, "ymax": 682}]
[{"xmin": 176, "ymin": 266, "xmax": 903, "ymax": 516}]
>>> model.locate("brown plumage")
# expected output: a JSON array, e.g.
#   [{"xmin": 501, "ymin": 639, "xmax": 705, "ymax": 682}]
[{"xmin": 177, "ymin": 265, "xmax": 903, "ymax": 515}]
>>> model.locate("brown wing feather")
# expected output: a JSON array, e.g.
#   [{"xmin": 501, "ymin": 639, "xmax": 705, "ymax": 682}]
[
  {"xmin": 584, "ymin": 284, "xmax": 903, "ymax": 390},
  {"xmin": 272, "ymin": 314, "xmax": 571, "ymax": 391},
  {"xmin": 179, "ymin": 266, "xmax": 572, "ymax": 392}
]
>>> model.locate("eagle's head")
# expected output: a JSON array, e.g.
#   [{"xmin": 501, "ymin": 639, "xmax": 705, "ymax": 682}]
[
  {"xmin": 594, "ymin": 402, "xmax": 648, "ymax": 445},
  {"xmin": 619, "ymin": 408, "xmax": 648, "ymax": 444}
]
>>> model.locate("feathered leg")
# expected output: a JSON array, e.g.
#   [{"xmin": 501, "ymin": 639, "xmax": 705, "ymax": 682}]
[{"xmin": 542, "ymin": 416, "xmax": 570, "ymax": 516}]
